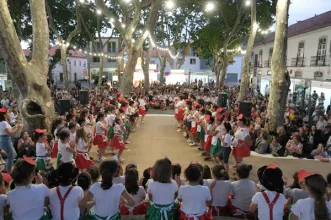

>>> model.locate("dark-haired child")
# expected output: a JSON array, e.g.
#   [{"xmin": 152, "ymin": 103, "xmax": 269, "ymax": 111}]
[
  {"xmin": 177, "ymin": 164, "xmax": 212, "ymax": 219},
  {"xmin": 250, "ymin": 164, "xmax": 286, "ymax": 220},
  {"xmin": 49, "ymin": 163, "xmax": 83, "ymax": 220},
  {"xmin": 93, "ymin": 113, "xmax": 108, "ymax": 162},
  {"xmin": 77, "ymin": 172, "xmax": 92, "ymax": 194},
  {"xmin": 87, "ymin": 166, "xmax": 100, "ymax": 184},
  {"xmin": 208, "ymin": 165, "xmax": 232, "ymax": 216},
  {"xmin": 291, "ymin": 172, "xmax": 331, "ymax": 219},
  {"xmin": 172, "ymin": 163, "xmax": 186, "ymax": 186},
  {"xmin": 120, "ymin": 168, "xmax": 147, "ymax": 215},
  {"xmin": 203, "ymin": 115, "xmax": 213, "ymax": 161},
  {"xmin": 58, "ymin": 128, "xmax": 76, "ymax": 165},
  {"xmin": 35, "ymin": 129, "xmax": 53, "ymax": 172},
  {"xmin": 112, "ymin": 117, "xmax": 126, "ymax": 163},
  {"xmin": 8, "ymin": 157, "xmax": 50, "ymax": 219},
  {"xmin": 218, "ymin": 122, "xmax": 232, "ymax": 173},
  {"xmin": 52, "ymin": 118, "xmax": 64, "ymax": 158},
  {"xmin": 106, "ymin": 106, "xmax": 116, "ymax": 152},
  {"xmin": 229, "ymin": 164, "xmax": 256, "ymax": 216},
  {"xmin": 146, "ymin": 158, "xmax": 178, "ymax": 220},
  {"xmin": 79, "ymin": 160, "xmax": 135, "ymax": 219}
]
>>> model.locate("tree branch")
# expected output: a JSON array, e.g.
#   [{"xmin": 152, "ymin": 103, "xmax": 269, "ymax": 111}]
[
  {"xmin": 30, "ymin": 0, "xmax": 49, "ymax": 73},
  {"xmin": 80, "ymin": 13, "xmax": 96, "ymax": 52},
  {"xmin": 45, "ymin": 0, "xmax": 59, "ymax": 37},
  {"xmin": 66, "ymin": 0, "xmax": 82, "ymax": 44}
]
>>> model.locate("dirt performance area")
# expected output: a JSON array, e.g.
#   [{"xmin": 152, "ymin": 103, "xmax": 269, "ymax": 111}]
[{"xmin": 87, "ymin": 115, "xmax": 331, "ymax": 182}]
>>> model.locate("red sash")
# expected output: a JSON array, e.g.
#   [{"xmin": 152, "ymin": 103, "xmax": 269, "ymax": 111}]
[
  {"xmin": 261, "ymin": 192, "xmax": 280, "ymax": 220},
  {"xmin": 56, "ymin": 186, "xmax": 74, "ymax": 220}
]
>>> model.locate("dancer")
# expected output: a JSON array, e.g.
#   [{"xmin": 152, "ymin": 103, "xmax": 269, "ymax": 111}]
[
  {"xmin": 138, "ymin": 95, "xmax": 147, "ymax": 124},
  {"xmin": 93, "ymin": 113, "xmax": 108, "ymax": 161},
  {"xmin": 58, "ymin": 128, "xmax": 76, "ymax": 164},
  {"xmin": 218, "ymin": 122, "xmax": 232, "ymax": 173},
  {"xmin": 112, "ymin": 117, "xmax": 126, "ymax": 163},
  {"xmin": 232, "ymin": 114, "xmax": 250, "ymax": 167},
  {"xmin": 75, "ymin": 127, "xmax": 94, "ymax": 170},
  {"xmin": 35, "ymin": 129, "xmax": 53, "ymax": 172}
]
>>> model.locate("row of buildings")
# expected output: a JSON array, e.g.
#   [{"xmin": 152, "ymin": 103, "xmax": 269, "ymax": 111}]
[{"xmin": 1, "ymin": 10, "xmax": 331, "ymax": 91}]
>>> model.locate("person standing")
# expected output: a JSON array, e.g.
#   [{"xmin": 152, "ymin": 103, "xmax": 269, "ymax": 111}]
[
  {"xmin": 232, "ymin": 114, "xmax": 250, "ymax": 167},
  {"xmin": 0, "ymin": 107, "xmax": 22, "ymax": 173}
]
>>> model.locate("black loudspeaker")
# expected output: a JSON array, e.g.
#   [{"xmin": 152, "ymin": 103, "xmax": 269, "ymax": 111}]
[
  {"xmin": 59, "ymin": 99, "xmax": 71, "ymax": 115},
  {"xmin": 79, "ymin": 90, "xmax": 89, "ymax": 105},
  {"xmin": 218, "ymin": 93, "xmax": 227, "ymax": 108},
  {"xmin": 239, "ymin": 101, "xmax": 252, "ymax": 118}
]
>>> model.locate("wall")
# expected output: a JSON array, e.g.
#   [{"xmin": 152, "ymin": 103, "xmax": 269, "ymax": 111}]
[
  {"xmin": 252, "ymin": 26, "xmax": 331, "ymax": 80},
  {"xmin": 52, "ymin": 56, "xmax": 87, "ymax": 83}
]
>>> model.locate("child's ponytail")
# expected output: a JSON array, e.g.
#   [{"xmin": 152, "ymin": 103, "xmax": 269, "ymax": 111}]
[
  {"xmin": 305, "ymin": 174, "xmax": 329, "ymax": 220},
  {"xmin": 99, "ymin": 160, "xmax": 118, "ymax": 190}
]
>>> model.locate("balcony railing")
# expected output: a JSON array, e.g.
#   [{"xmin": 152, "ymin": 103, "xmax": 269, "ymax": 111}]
[
  {"xmin": 310, "ymin": 56, "xmax": 329, "ymax": 67},
  {"xmin": 290, "ymin": 57, "xmax": 305, "ymax": 67},
  {"xmin": 264, "ymin": 60, "xmax": 271, "ymax": 68}
]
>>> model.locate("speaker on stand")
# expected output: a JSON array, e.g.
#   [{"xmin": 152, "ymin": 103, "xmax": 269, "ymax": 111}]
[
  {"xmin": 79, "ymin": 90, "xmax": 89, "ymax": 105},
  {"xmin": 239, "ymin": 101, "xmax": 252, "ymax": 118},
  {"xmin": 59, "ymin": 99, "xmax": 71, "ymax": 116},
  {"xmin": 218, "ymin": 93, "xmax": 227, "ymax": 108}
]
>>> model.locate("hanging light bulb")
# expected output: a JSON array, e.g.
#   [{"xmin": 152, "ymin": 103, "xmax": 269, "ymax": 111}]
[
  {"xmin": 205, "ymin": 2, "xmax": 215, "ymax": 12},
  {"xmin": 166, "ymin": 1, "xmax": 175, "ymax": 9},
  {"xmin": 79, "ymin": 0, "xmax": 84, "ymax": 3},
  {"xmin": 245, "ymin": 0, "xmax": 250, "ymax": 6},
  {"xmin": 122, "ymin": 24, "xmax": 126, "ymax": 28},
  {"xmin": 96, "ymin": 9, "xmax": 102, "ymax": 15}
]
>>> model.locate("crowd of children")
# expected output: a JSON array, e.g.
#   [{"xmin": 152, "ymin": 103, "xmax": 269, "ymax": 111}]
[{"xmin": 0, "ymin": 155, "xmax": 329, "ymax": 219}]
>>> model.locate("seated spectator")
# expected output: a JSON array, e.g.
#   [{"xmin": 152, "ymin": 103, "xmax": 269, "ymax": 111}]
[
  {"xmin": 283, "ymin": 172, "xmax": 309, "ymax": 205},
  {"xmin": 309, "ymin": 143, "xmax": 328, "ymax": 160},
  {"xmin": 316, "ymin": 115, "xmax": 328, "ymax": 131},
  {"xmin": 229, "ymin": 164, "xmax": 256, "ymax": 216},
  {"xmin": 277, "ymin": 126, "xmax": 289, "ymax": 149},
  {"xmin": 269, "ymin": 136, "xmax": 284, "ymax": 157},
  {"xmin": 255, "ymin": 130, "xmax": 269, "ymax": 154},
  {"xmin": 16, "ymin": 131, "xmax": 35, "ymax": 158},
  {"xmin": 308, "ymin": 125, "xmax": 317, "ymax": 145},
  {"xmin": 285, "ymin": 133, "xmax": 303, "ymax": 157}
]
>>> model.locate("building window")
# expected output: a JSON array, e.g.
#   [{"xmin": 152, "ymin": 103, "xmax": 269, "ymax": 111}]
[
  {"xmin": 93, "ymin": 57, "xmax": 100, "ymax": 62},
  {"xmin": 298, "ymin": 42, "xmax": 305, "ymax": 58},
  {"xmin": 111, "ymin": 42, "xmax": 116, "ymax": 52},
  {"xmin": 317, "ymin": 38, "xmax": 326, "ymax": 58},
  {"xmin": 268, "ymin": 48, "xmax": 273, "ymax": 60},
  {"xmin": 190, "ymin": 58, "xmax": 196, "ymax": 65},
  {"xmin": 227, "ymin": 73, "xmax": 238, "ymax": 82},
  {"xmin": 94, "ymin": 42, "xmax": 102, "ymax": 52},
  {"xmin": 314, "ymin": 71, "xmax": 323, "ymax": 78},
  {"xmin": 107, "ymin": 57, "xmax": 117, "ymax": 63},
  {"xmin": 74, "ymin": 61, "xmax": 76, "ymax": 66},
  {"xmin": 295, "ymin": 71, "xmax": 303, "ymax": 78},
  {"xmin": 258, "ymin": 50, "xmax": 263, "ymax": 67},
  {"xmin": 79, "ymin": 61, "xmax": 81, "ymax": 66}
]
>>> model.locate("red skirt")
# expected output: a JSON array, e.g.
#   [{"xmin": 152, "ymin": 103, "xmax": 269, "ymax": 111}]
[
  {"xmin": 139, "ymin": 107, "xmax": 147, "ymax": 116},
  {"xmin": 51, "ymin": 141, "xmax": 58, "ymax": 158},
  {"xmin": 112, "ymin": 135, "xmax": 125, "ymax": 150},
  {"xmin": 75, "ymin": 151, "xmax": 94, "ymax": 170},
  {"xmin": 93, "ymin": 134, "xmax": 108, "ymax": 149},
  {"xmin": 210, "ymin": 206, "xmax": 228, "ymax": 216},
  {"xmin": 175, "ymin": 109, "xmax": 184, "ymax": 120},
  {"xmin": 190, "ymin": 125, "xmax": 198, "ymax": 134},
  {"xmin": 204, "ymin": 136, "xmax": 212, "ymax": 150},
  {"xmin": 227, "ymin": 199, "xmax": 255, "ymax": 219},
  {"xmin": 120, "ymin": 202, "xmax": 148, "ymax": 215},
  {"xmin": 179, "ymin": 210, "xmax": 213, "ymax": 220},
  {"xmin": 232, "ymin": 141, "xmax": 251, "ymax": 158}
]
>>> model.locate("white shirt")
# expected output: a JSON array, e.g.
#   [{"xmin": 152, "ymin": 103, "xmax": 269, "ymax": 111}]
[
  {"xmin": 8, "ymin": 184, "xmax": 49, "ymax": 220},
  {"xmin": 291, "ymin": 197, "xmax": 331, "ymax": 220},
  {"xmin": 36, "ymin": 142, "xmax": 48, "ymax": 157},
  {"xmin": 9, "ymin": 112, "xmax": 18, "ymax": 124},
  {"xmin": 0, "ymin": 121, "xmax": 10, "ymax": 135},
  {"xmin": 252, "ymin": 191, "xmax": 286, "ymax": 220},
  {"xmin": 0, "ymin": 194, "xmax": 7, "ymax": 219},
  {"xmin": 230, "ymin": 179, "xmax": 256, "ymax": 212},
  {"xmin": 77, "ymin": 138, "xmax": 87, "ymax": 152},
  {"xmin": 59, "ymin": 141, "xmax": 74, "ymax": 163},
  {"xmin": 130, "ymin": 186, "xmax": 146, "ymax": 207},
  {"xmin": 207, "ymin": 179, "xmax": 233, "ymax": 207},
  {"xmin": 49, "ymin": 186, "xmax": 84, "ymax": 220},
  {"xmin": 147, "ymin": 180, "xmax": 178, "ymax": 205},
  {"xmin": 178, "ymin": 185, "xmax": 211, "ymax": 215},
  {"xmin": 316, "ymin": 120, "xmax": 328, "ymax": 131},
  {"xmin": 89, "ymin": 182, "xmax": 125, "ymax": 217},
  {"xmin": 222, "ymin": 134, "xmax": 232, "ymax": 148},
  {"xmin": 212, "ymin": 126, "xmax": 221, "ymax": 145},
  {"xmin": 95, "ymin": 121, "xmax": 104, "ymax": 135},
  {"xmin": 107, "ymin": 114, "xmax": 116, "ymax": 127},
  {"xmin": 113, "ymin": 176, "xmax": 125, "ymax": 185},
  {"xmin": 283, "ymin": 188, "xmax": 309, "ymax": 204},
  {"xmin": 70, "ymin": 132, "xmax": 76, "ymax": 143}
]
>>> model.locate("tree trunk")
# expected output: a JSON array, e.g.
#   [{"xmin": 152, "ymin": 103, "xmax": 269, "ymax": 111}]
[
  {"xmin": 98, "ymin": 55, "xmax": 104, "ymax": 87},
  {"xmin": 159, "ymin": 56, "xmax": 167, "ymax": 84},
  {"xmin": 266, "ymin": 0, "xmax": 291, "ymax": 133},
  {"xmin": 237, "ymin": 0, "xmax": 257, "ymax": 102},
  {"xmin": 142, "ymin": 46, "xmax": 153, "ymax": 93},
  {"xmin": 0, "ymin": 0, "xmax": 55, "ymax": 133},
  {"xmin": 219, "ymin": 57, "xmax": 229, "ymax": 87},
  {"xmin": 120, "ymin": 48, "xmax": 140, "ymax": 94},
  {"xmin": 60, "ymin": 43, "xmax": 69, "ymax": 89}
]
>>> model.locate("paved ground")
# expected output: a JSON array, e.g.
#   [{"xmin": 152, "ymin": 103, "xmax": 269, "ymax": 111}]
[{"xmin": 89, "ymin": 114, "xmax": 331, "ymax": 182}]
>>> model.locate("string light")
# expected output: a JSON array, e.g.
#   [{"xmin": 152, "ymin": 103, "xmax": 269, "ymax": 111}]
[
  {"xmin": 245, "ymin": 0, "xmax": 250, "ymax": 6},
  {"xmin": 166, "ymin": 1, "xmax": 175, "ymax": 9},
  {"xmin": 96, "ymin": 9, "xmax": 102, "ymax": 15},
  {"xmin": 79, "ymin": 0, "xmax": 84, "ymax": 3}
]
